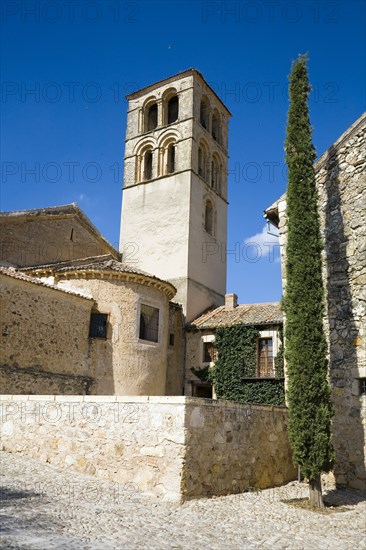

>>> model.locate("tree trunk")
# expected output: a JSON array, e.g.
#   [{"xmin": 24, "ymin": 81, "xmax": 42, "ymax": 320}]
[{"xmin": 309, "ymin": 475, "xmax": 324, "ymax": 508}]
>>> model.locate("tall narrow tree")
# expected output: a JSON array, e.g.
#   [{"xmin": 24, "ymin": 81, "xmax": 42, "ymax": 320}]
[{"xmin": 284, "ymin": 54, "xmax": 334, "ymax": 508}]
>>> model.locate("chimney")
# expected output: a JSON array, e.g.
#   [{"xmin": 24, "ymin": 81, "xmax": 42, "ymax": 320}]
[{"xmin": 225, "ymin": 293, "xmax": 238, "ymax": 309}]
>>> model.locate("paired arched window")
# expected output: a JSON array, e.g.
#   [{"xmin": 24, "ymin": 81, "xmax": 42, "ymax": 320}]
[
  {"xmin": 200, "ymin": 96, "xmax": 210, "ymax": 129},
  {"xmin": 205, "ymin": 199, "xmax": 214, "ymax": 236},
  {"xmin": 142, "ymin": 92, "xmax": 179, "ymax": 133}
]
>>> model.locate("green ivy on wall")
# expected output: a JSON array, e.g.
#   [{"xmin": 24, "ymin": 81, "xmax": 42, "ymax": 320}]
[
  {"xmin": 190, "ymin": 366, "xmax": 210, "ymax": 382},
  {"xmin": 208, "ymin": 325, "xmax": 285, "ymax": 406},
  {"xmin": 274, "ymin": 326, "xmax": 285, "ymax": 378}
]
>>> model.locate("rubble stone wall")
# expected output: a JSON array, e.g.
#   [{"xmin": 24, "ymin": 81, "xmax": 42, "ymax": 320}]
[
  {"xmin": 0, "ymin": 395, "xmax": 296, "ymax": 501},
  {"xmin": 277, "ymin": 115, "xmax": 366, "ymax": 489}
]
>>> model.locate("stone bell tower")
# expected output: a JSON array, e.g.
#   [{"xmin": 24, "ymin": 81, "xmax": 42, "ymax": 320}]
[{"xmin": 119, "ymin": 69, "xmax": 231, "ymax": 322}]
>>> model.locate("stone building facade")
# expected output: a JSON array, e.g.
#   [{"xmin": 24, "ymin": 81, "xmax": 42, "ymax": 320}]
[
  {"xmin": 0, "ymin": 219, "xmax": 182, "ymax": 397},
  {"xmin": 265, "ymin": 112, "xmax": 366, "ymax": 490},
  {"xmin": 0, "ymin": 267, "xmax": 94, "ymax": 394},
  {"xmin": 0, "ymin": 71, "xmax": 364, "ymax": 493},
  {"xmin": 185, "ymin": 295, "xmax": 283, "ymax": 398},
  {"xmin": 0, "ymin": 203, "xmax": 119, "ymax": 268}
]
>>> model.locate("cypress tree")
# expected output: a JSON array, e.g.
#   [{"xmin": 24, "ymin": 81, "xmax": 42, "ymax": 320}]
[{"xmin": 284, "ymin": 54, "xmax": 334, "ymax": 507}]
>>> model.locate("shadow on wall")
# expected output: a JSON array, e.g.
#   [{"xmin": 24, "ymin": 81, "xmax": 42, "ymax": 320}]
[
  {"xmin": 324, "ymin": 145, "xmax": 365, "ymax": 490},
  {"xmin": 89, "ymin": 334, "xmax": 115, "ymax": 395}
]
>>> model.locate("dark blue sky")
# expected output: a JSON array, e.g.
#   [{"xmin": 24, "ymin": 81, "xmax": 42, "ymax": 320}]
[{"xmin": 1, "ymin": 0, "xmax": 365, "ymax": 303}]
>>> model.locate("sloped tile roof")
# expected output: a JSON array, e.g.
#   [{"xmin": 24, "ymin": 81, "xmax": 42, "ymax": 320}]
[
  {"xmin": 0, "ymin": 266, "xmax": 93, "ymax": 300},
  {"xmin": 21, "ymin": 255, "xmax": 177, "ymax": 300},
  {"xmin": 22, "ymin": 255, "xmax": 175, "ymax": 286},
  {"xmin": 190, "ymin": 302, "xmax": 283, "ymax": 329}
]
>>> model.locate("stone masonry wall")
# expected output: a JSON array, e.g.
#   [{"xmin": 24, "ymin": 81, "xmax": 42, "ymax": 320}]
[
  {"xmin": 277, "ymin": 114, "xmax": 366, "ymax": 489},
  {"xmin": 0, "ymin": 274, "xmax": 94, "ymax": 394},
  {"xmin": 61, "ymin": 276, "xmax": 171, "ymax": 396},
  {"xmin": 183, "ymin": 400, "xmax": 297, "ymax": 498},
  {"xmin": 0, "ymin": 395, "xmax": 296, "ymax": 501},
  {"xmin": 0, "ymin": 217, "xmax": 115, "ymax": 268}
]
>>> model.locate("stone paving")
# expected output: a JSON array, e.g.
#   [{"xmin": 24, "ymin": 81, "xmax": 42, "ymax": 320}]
[{"xmin": 0, "ymin": 451, "xmax": 365, "ymax": 550}]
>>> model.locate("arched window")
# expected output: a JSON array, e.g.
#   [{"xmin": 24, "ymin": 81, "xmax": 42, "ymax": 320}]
[
  {"xmin": 144, "ymin": 149, "xmax": 153, "ymax": 180},
  {"xmin": 135, "ymin": 139, "xmax": 155, "ymax": 182},
  {"xmin": 198, "ymin": 146, "xmax": 206, "ymax": 180},
  {"xmin": 211, "ymin": 110, "xmax": 221, "ymax": 143},
  {"xmin": 200, "ymin": 97, "xmax": 209, "ymax": 129},
  {"xmin": 158, "ymin": 133, "xmax": 178, "ymax": 176},
  {"xmin": 167, "ymin": 144, "xmax": 175, "ymax": 174},
  {"xmin": 211, "ymin": 155, "xmax": 221, "ymax": 192},
  {"xmin": 147, "ymin": 103, "xmax": 158, "ymax": 131},
  {"xmin": 205, "ymin": 200, "xmax": 214, "ymax": 235},
  {"xmin": 167, "ymin": 96, "xmax": 179, "ymax": 124}
]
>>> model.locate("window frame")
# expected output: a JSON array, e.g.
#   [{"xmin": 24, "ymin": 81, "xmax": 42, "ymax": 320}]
[
  {"xmin": 89, "ymin": 312, "xmax": 109, "ymax": 339},
  {"xmin": 138, "ymin": 302, "xmax": 160, "ymax": 344},
  {"xmin": 256, "ymin": 337, "xmax": 275, "ymax": 378},
  {"xmin": 167, "ymin": 95, "xmax": 179, "ymax": 124},
  {"xmin": 201, "ymin": 334, "xmax": 216, "ymax": 366},
  {"xmin": 204, "ymin": 198, "xmax": 215, "ymax": 236}
]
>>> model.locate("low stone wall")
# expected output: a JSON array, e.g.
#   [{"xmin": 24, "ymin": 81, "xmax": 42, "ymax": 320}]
[
  {"xmin": 0, "ymin": 395, "xmax": 296, "ymax": 501},
  {"xmin": 183, "ymin": 400, "xmax": 296, "ymax": 498}
]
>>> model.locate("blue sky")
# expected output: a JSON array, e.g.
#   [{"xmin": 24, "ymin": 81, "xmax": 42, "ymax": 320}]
[{"xmin": 1, "ymin": 0, "xmax": 365, "ymax": 303}]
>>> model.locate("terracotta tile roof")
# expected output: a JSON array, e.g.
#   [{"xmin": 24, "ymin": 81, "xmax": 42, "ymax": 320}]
[
  {"xmin": 0, "ymin": 266, "xmax": 93, "ymax": 300},
  {"xmin": 21, "ymin": 255, "xmax": 177, "ymax": 299},
  {"xmin": 22, "ymin": 255, "xmax": 175, "ymax": 287},
  {"xmin": 190, "ymin": 302, "xmax": 283, "ymax": 329},
  {"xmin": 55, "ymin": 257, "xmax": 159, "ymax": 277},
  {"xmin": 21, "ymin": 255, "xmax": 118, "ymax": 272}
]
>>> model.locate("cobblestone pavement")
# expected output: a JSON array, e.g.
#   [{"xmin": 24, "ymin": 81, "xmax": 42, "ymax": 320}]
[{"xmin": 0, "ymin": 452, "xmax": 365, "ymax": 550}]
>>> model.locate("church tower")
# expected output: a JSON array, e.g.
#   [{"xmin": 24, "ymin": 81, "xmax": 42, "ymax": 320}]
[{"xmin": 119, "ymin": 69, "xmax": 231, "ymax": 322}]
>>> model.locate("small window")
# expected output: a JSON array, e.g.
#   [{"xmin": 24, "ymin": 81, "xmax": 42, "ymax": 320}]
[
  {"xmin": 205, "ymin": 200, "xmax": 214, "ymax": 235},
  {"xmin": 257, "ymin": 338, "xmax": 274, "ymax": 377},
  {"xmin": 203, "ymin": 341, "xmax": 216, "ymax": 363},
  {"xmin": 198, "ymin": 144, "xmax": 208, "ymax": 181},
  {"xmin": 211, "ymin": 157, "xmax": 221, "ymax": 191},
  {"xmin": 89, "ymin": 313, "xmax": 108, "ymax": 338},
  {"xmin": 192, "ymin": 382, "xmax": 212, "ymax": 398},
  {"xmin": 359, "ymin": 378, "xmax": 366, "ymax": 396},
  {"xmin": 212, "ymin": 111, "xmax": 221, "ymax": 143},
  {"xmin": 169, "ymin": 333, "xmax": 175, "ymax": 347},
  {"xmin": 167, "ymin": 144, "xmax": 175, "ymax": 174},
  {"xmin": 139, "ymin": 304, "xmax": 159, "ymax": 342},
  {"xmin": 144, "ymin": 150, "xmax": 153, "ymax": 180},
  {"xmin": 147, "ymin": 103, "xmax": 158, "ymax": 131},
  {"xmin": 167, "ymin": 96, "xmax": 179, "ymax": 124},
  {"xmin": 198, "ymin": 147, "xmax": 204, "ymax": 177},
  {"xmin": 200, "ymin": 97, "xmax": 209, "ymax": 129}
]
